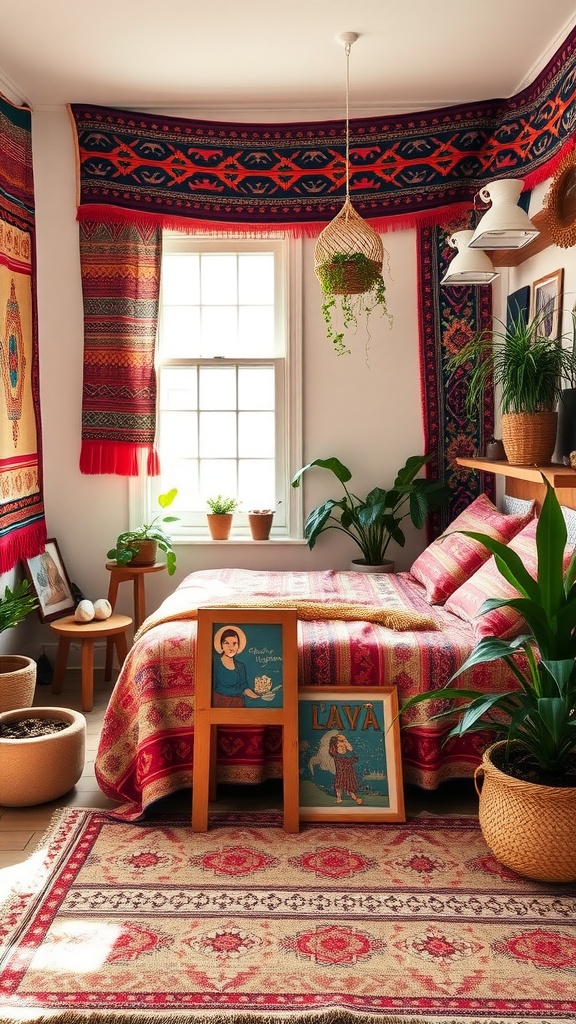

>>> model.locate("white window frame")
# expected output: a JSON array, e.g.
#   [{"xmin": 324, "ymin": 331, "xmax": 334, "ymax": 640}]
[{"xmin": 131, "ymin": 233, "xmax": 303, "ymax": 542}]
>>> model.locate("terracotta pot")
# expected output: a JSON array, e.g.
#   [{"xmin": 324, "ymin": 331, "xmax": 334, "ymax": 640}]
[
  {"xmin": 474, "ymin": 740, "xmax": 576, "ymax": 882},
  {"xmin": 126, "ymin": 539, "xmax": 158, "ymax": 566},
  {"xmin": 0, "ymin": 655, "xmax": 37, "ymax": 714},
  {"xmin": 207, "ymin": 513, "xmax": 233, "ymax": 540},
  {"xmin": 248, "ymin": 512, "xmax": 274, "ymax": 540},
  {"xmin": 350, "ymin": 558, "xmax": 395, "ymax": 573},
  {"xmin": 0, "ymin": 706, "xmax": 86, "ymax": 806}
]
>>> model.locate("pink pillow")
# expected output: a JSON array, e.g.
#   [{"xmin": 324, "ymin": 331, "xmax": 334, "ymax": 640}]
[
  {"xmin": 444, "ymin": 518, "xmax": 539, "ymax": 640},
  {"xmin": 410, "ymin": 492, "xmax": 533, "ymax": 605}
]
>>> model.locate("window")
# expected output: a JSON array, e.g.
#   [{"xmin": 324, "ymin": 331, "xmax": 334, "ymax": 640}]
[{"xmin": 142, "ymin": 233, "xmax": 302, "ymax": 539}]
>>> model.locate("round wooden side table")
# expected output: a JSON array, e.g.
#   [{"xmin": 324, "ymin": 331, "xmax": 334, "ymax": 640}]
[
  {"xmin": 49, "ymin": 613, "xmax": 133, "ymax": 712},
  {"xmin": 104, "ymin": 561, "xmax": 166, "ymax": 679}
]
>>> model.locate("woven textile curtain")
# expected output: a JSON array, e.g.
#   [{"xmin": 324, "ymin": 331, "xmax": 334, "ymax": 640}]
[{"xmin": 79, "ymin": 221, "xmax": 161, "ymax": 476}]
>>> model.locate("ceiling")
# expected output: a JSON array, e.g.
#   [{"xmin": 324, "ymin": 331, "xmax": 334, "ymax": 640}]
[{"xmin": 0, "ymin": 0, "xmax": 575, "ymax": 117}]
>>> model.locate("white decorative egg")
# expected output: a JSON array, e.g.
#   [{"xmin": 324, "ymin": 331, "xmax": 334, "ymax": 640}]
[
  {"xmin": 74, "ymin": 600, "xmax": 95, "ymax": 623},
  {"xmin": 93, "ymin": 598, "xmax": 112, "ymax": 620}
]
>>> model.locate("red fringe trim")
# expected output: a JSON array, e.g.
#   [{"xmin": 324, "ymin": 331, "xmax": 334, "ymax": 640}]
[
  {"xmin": 0, "ymin": 521, "xmax": 47, "ymax": 575},
  {"xmin": 79, "ymin": 441, "xmax": 160, "ymax": 477},
  {"xmin": 523, "ymin": 137, "xmax": 576, "ymax": 192}
]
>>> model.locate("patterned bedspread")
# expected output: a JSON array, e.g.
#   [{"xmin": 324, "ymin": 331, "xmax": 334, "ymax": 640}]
[{"xmin": 95, "ymin": 568, "xmax": 516, "ymax": 819}]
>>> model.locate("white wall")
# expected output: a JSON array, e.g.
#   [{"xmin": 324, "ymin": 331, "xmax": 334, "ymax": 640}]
[{"xmin": 1, "ymin": 106, "xmax": 425, "ymax": 656}]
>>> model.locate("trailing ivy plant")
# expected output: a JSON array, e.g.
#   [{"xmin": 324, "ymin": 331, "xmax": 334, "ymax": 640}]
[{"xmin": 317, "ymin": 252, "xmax": 392, "ymax": 356}]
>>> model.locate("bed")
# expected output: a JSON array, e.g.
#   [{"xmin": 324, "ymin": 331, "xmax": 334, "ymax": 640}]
[{"xmin": 95, "ymin": 556, "xmax": 522, "ymax": 820}]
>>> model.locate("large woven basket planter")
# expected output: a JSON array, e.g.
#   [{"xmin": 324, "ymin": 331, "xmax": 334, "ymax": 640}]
[
  {"xmin": 0, "ymin": 706, "xmax": 86, "ymax": 807},
  {"xmin": 0, "ymin": 655, "xmax": 37, "ymax": 713},
  {"xmin": 501, "ymin": 411, "xmax": 558, "ymax": 466},
  {"xmin": 474, "ymin": 741, "xmax": 576, "ymax": 882}
]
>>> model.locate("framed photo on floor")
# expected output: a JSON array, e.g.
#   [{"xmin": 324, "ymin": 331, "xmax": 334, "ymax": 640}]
[
  {"xmin": 24, "ymin": 538, "xmax": 76, "ymax": 623},
  {"xmin": 298, "ymin": 686, "xmax": 405, "ymax": 822}
]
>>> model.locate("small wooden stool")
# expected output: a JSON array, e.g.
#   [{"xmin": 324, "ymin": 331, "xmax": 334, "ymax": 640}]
[
  {"xmin": 104, "ymin": 561, "xmax": 166, "ymax": 679},
  {"xmin": 50, "ymin": 613, "xmax": 133, "ymax": 712}
]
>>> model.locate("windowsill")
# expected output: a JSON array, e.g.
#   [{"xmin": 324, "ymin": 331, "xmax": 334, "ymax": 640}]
[{"xmin": 173, "ymin": 537, "xmax": 308, "ymax": 546}]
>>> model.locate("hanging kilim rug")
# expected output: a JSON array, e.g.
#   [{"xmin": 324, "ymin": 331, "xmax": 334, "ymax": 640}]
[
  {"xmin": 417, "ymin": 221, "xmax": 494, "ymax": 541},
  {"xmin": 0, "ymin": 94, "xmax": 46, "ymax": 571},
  {"xmin": 1, "ymin": 810, "xmax": 575, "ymax": 1024}
]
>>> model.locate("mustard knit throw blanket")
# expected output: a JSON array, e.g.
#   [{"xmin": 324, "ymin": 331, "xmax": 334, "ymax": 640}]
[{"xmin": 135, "ymin": 598, "xmax": 438, "ymax": 643}]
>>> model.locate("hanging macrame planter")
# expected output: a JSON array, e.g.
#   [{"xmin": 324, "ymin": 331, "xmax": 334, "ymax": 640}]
[{"xmin": 314, "ymin": 33, "xmax": 391, "ymax": 355}]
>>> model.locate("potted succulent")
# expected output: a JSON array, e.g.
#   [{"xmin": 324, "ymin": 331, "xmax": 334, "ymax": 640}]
[
  {"xmin": 291, "ymin": 454, "xmax": 449, "ymax": 570},
  {"xmin": 0, "ymin": 579, "xmax": 39, "ymax": 713},
  {"xmin": 206, "ymin": 495, "xmax": 239, "ymax": 540},
  {"xmin": 400, "ymin": 477, "xmax": 576, "ymax": 882},
  {"xmin": 248, "ymin": 501, "xmax": 281, "ymax": 541},
  {"xmin": 107, "ymin": 488, "xmax": 179, "ymax": 575},
  {"xmin": 447, "ymin": 305, "xmax": 576, "ymax": 466}
]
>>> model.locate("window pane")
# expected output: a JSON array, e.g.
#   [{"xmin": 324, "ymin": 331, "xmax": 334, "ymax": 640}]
[
  {"xmin": 238, "ymin": 367, "xmax": 274, "ymax": 410},
  {"xmin": 162, "ymin": 253, "xmax": 200, "ymax": 304},
  {"xmin": 161, "ymin": 306, "xmax": 200, "ymax": 357},
  {"xmin": 239, "ymin": 460, "xmax": 275, "ymax": 508},
  {"xmin": 238, "ymin": 306, "xmax": 274, "ymax": 356},
  {"xmin": 239, "ymin": 253, "xmax": 274, "ymax": 304},
  {"xmin": 199, "ymin": 411, "xmax": 237, "ymax": 457},
  {"xmin": 199, "ymin": 367, "xmax": 236, "ymax": 409},
  {"xmin": 161, "ymin": 411, "xmax": 198, "ymax": 457},
  {"xmin": 201, "ymin": 254, "xmax": 237, "ymax": 305},
  {"xmin": 160, "ymin": 367, "xmax": 198, "ymax": 409},
  {"xmin": 201, "ymin": 460, "xmax": 237, "ymax": 501},
  {"xmin": 238, "ymin": 412, "xmax": 275, "ymax": 457},
  {"xmin": 201, "ymin": 306, "xmax": 238, "ymax": 354},
  {"xmin": 161, "ymin": 458, "xmax": 200, "ymax": 509}
]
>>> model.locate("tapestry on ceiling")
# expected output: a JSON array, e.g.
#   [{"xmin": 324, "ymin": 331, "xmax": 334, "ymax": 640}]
[
  {"xmin": 0, "ymin": 94, "xmax": 46, "ymax": 572},
  {"xmin": 417, "ymin": 220, "xmax": 494, "ymax": 540},
  {"xmin": 69, "ymin": 24, "xmax": 575, "ymax": 475},
  {"xmin": 79, "ymin": 221, "xmax": 161, "ymax": 475},
  {"xmin": 68, "ymin": 22, "xmax": 576, "ymax": 233}
]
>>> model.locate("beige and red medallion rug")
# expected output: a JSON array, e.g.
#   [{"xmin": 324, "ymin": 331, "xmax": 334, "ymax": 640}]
[{"xmin": 1, "ymin": 810, "xmax": 575, "ymax": 1024}]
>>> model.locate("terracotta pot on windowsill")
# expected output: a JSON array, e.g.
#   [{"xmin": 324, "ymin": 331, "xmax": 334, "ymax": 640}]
[
  {"xmin": 248, "ymin": 511, "xmax": 275, "ymax": 540},
  {"xmin": 207, "ymin": 513, "xmax": 233, "ymax": 540}
]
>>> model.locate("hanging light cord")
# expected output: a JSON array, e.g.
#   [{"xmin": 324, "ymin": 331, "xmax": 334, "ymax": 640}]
[{"xmin": 344, "ymin": 40, "xmax": 351, "ymax": 202}]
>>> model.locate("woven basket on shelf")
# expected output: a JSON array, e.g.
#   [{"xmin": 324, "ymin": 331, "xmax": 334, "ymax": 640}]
[
  {"xmin": 501, "ymin": 411, "xmax": 558, "ymax": 466},
  {"xmin": 0, "ymin": 655, "xmax": 36, "ymax": 713},
  {"xmin": 474, "ymin": 741, "xmax": 576, "ymax": 882},
  {"xmin": 314, "ymin": 198, "xmax": 384, "ymax": 295}
]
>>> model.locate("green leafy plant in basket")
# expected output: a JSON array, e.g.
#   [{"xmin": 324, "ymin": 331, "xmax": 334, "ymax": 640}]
[
  {"xmin": 107, "ymin": 488, "xmax": 179, "ymax": 575},
  {"xmin": 317, "ymin": 252, "xmax": 392, "ymax": 356}
]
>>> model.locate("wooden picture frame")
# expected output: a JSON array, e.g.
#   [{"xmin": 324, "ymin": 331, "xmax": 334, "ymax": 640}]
[
  {"xmin": 531, "ymin": 268, "xmax": 564, "ymax": 339},
  {"xmin": 298, "ymin": 686, "xmax": 405, "ymax": 822},
  {"xmin": 192, "ymin": 607, "xmax": 299, "ymax": 833},
  {"xmin": 24, "ymin": 538, "xmax": 76, "ymax": 623}
]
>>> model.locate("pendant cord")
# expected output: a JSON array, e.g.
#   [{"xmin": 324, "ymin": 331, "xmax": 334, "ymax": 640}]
[{"xmin": 345, "ymin": 41, "xmax": 351, "ymax": 202}]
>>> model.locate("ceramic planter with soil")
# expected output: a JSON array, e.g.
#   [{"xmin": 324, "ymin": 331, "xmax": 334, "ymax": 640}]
[
  {"xmin": 0, "ymin": 706, "xmax": 86, "ymax": 806},
  {"xmin": 248, "ymin": 510, "xmax": 275, "ymax": 540}
]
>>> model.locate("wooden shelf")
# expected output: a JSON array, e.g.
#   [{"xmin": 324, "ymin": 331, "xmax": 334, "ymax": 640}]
[
  {"xmin": 456, "ymin": 457, "xmax": 576, "ymax": 489},
  {"xmin": 490, "ymin": 209, "xmax": 550, "ymax": 267}
]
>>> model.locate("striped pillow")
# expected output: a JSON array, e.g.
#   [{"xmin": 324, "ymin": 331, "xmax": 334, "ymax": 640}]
[
  {"xmin": 410, "ymin": 492, "xmax": 533, "ymax": 605},
  {"xmin": 444, "ymin": 518, "xmax": 539, "ymax": 639}
]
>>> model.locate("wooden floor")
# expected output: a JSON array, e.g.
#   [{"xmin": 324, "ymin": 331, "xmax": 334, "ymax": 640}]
[{"xmin": 0, "ymin": 668, "xmax": 480, "ymax": 870}]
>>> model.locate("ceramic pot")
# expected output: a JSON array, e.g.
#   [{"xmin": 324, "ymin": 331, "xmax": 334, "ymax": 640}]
[
  {"xmin": 207, "ymin": 513, "xmax": 233, "ymax": 540},
  {"xmin": 248, "ymin": 512, "xmax": 274, "ymax": 540},
  {"xmin": 474, "ymin": 740, "xmax": 576, "ymax": 883},
  {"xmin": 0, "ymin": 706, "xmax": 86, "ymax": 806},
  {"xmin": 126, "ymin": 539, "xmax": 158, "ymax": 566},
  {"xmin": 0, "ymin": 655, "xmax": 37, "ymax": 714},
  {"xmin": 350, "ymin": 558, "xmax": 395, "ymax": 573}
]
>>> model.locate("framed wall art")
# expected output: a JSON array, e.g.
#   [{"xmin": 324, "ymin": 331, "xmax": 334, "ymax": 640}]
[
  {"xmin": 298, "ymin": 686, "xmax": 405, "ymax": 822},
  {"xmin": 24, "ymin": 538, "xmax": 76, "ymax": 623},
  {"xmin": 531, "ymin": 268, "xmax": 564, "ymax": 339},
  {"xmin": 192, "ymin": 606, "xmax": 299, "ymax": 833}
]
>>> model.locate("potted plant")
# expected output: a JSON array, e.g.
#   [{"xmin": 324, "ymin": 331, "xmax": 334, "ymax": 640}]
[
  {"xmin": 206, "ymin": 495, "xmax": 239, "ymax": 540},
  {"xmin": 291, "ymin": 454, "xmax": 449, "ymax": 570},
  {"xmin": 317, "ymin": 251, "xmax": 392, "ymax": 356},
  {"xmin": 248, "ymin": 508, "xmax": 276, "ymax": 541},
  {"xmin": 107, "ymin": 488, "xmax": 179, "ymax": 575},
  {"xmin": 400, "ymin": 477, "xmax": 576, "ymax": 882},
  {"xmin": 447, "ymin": 305, "xmax": 576, "ymax": 466},
  {"xmin": 0, "ymin": 579, "xmax": 39, "ymax": 713}
]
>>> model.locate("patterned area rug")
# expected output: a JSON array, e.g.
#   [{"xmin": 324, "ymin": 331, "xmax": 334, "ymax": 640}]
[{"xmin": 1, "ymin": 811, "xmax": 575, "ymax": 1024}]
